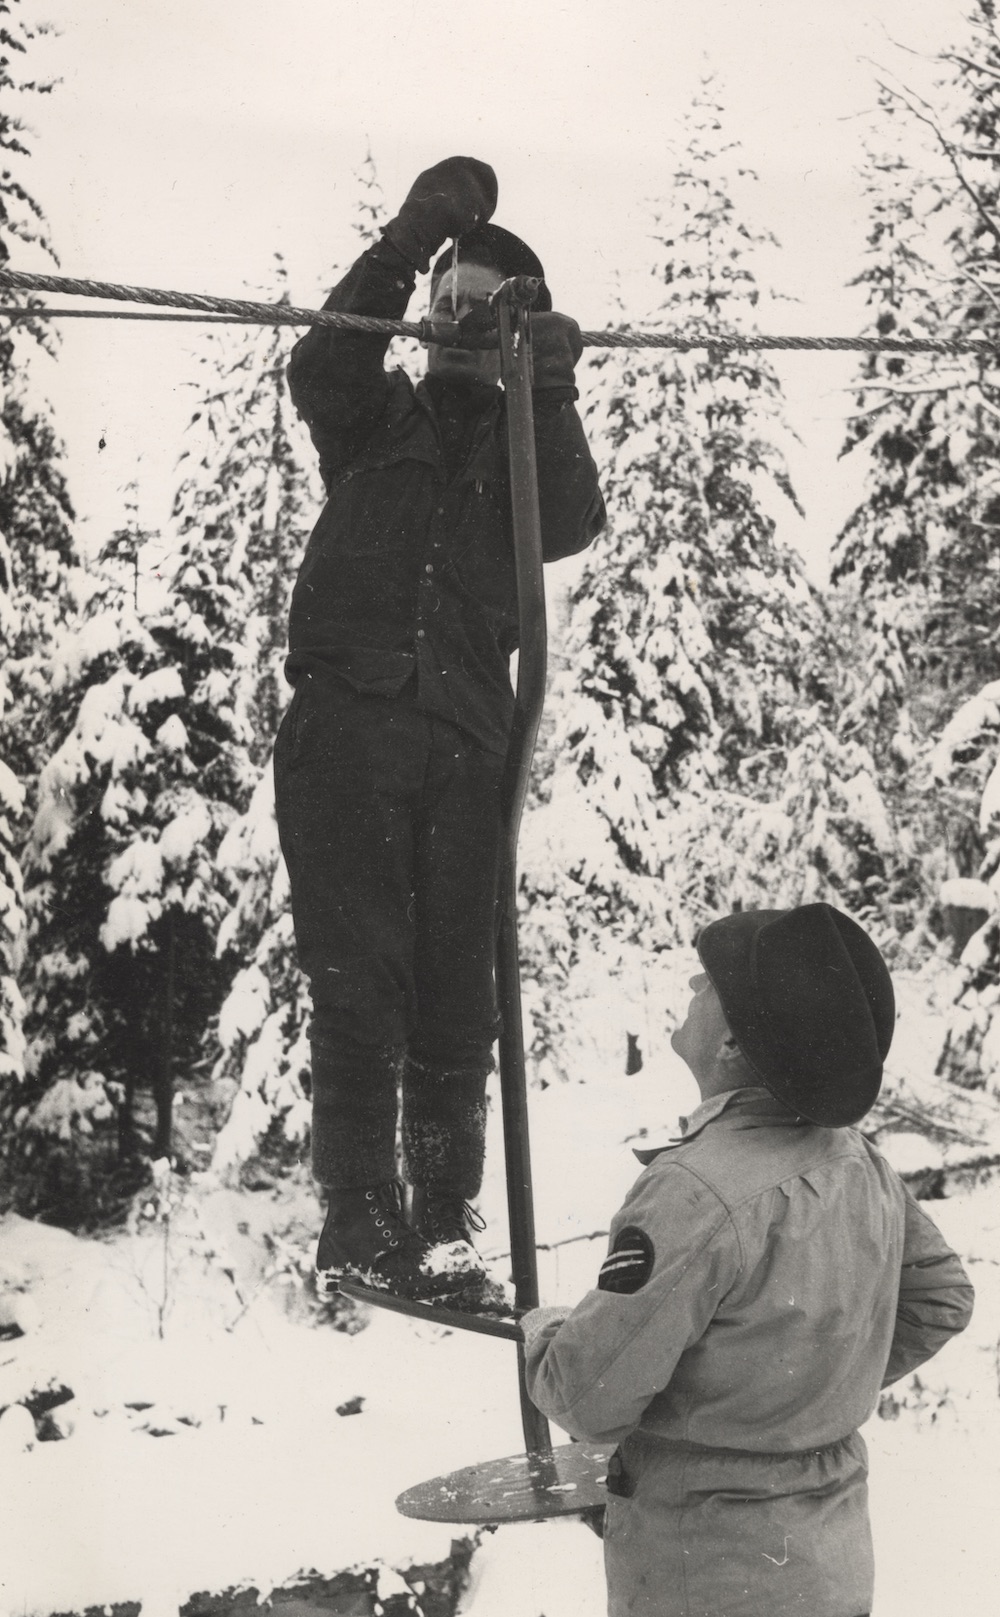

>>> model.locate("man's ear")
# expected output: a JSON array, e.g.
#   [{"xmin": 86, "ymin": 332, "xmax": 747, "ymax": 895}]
[{"xmin": 719, "ymin": 1033, "xmax": 743, "ymax": 1063}]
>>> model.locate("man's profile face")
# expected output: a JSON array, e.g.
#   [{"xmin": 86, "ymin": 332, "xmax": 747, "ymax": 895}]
[
  {"xmin": 426, "ymin": 261, "xmax": 503, "ymax": 386},
  {"xmin": 671, "ymin": 972, "xmax": 731, "ymax": 1081}
]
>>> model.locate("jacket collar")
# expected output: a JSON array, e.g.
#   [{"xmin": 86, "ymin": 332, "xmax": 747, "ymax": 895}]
[
  {"xmin": 633, "ymin": 1087, "xmax": 806, "ymax": 1165},
  {"xmin": 415, "ymin": 375, "xmax": 503, "ymax": 486}
]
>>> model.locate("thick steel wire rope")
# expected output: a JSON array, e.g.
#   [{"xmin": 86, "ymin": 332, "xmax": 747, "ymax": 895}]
[{"xmin": 1, "ymin": 267, "xmax": 998, "ymax": 355}]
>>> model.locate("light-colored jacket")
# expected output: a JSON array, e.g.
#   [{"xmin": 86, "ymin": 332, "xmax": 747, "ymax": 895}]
[{"xmin": 522, "ymin": 1087, "xmax": 974, "ymax": 1617}]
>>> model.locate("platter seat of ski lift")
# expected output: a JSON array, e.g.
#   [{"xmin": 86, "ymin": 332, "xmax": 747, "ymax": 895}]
[
  {"xmin": 335, "ymin": 1276, "xmax": 524, "ymax": 1341},
  {"xmin": 396, "ymin": 1441, "xmax": 615, "ymax": 1525}
]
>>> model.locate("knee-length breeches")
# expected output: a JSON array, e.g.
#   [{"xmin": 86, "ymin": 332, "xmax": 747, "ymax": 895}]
[{"xmin": 272, "ymin": 672, "xmax": 504, "ymax": 1187}]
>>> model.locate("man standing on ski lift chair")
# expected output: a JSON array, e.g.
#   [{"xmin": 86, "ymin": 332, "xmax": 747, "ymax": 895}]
[
  {"xmin": 521, "ymin": 903, "xmax": 975, "ymax": 1617},
  {"xmin": 276, "ymin": 157, "xmax": 605, "ymax": 1302}
]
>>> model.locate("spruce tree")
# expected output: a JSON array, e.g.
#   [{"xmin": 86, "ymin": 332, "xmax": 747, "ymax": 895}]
[
  {"xmin": 518, "ymin": 89, "xmax": 905, "ymax": 1074},
  {"xmin": 15, "ymin": 442, "xmax": 280, "ymax": 1221},
  {"xmin": 211, "ymin": 769, "xmax": 312, "ymax": 1173},
  {"xmin": 14, "ymin": 537, "xmax": 169, "ymax": 1221},
  {"xmin": 1, "ymin": 398, "xmax": 79, "ymax": 782},
  {"xmin": 209, "ymin": 161, "xmax": 390, "ymax": 1174},
  {"xmin": 836, "ymin": 14, "xmax": 1000, "ymax": 873},
  {"xmin": 525, "ymin": 92, "xmax": 865, "ymax": 956},
  {"xmin": 0, "ymin": 0, "xmax": 56, "ymax": 295},
  {"xmin": 169, "ymin": 270, "xmax": 321, "ymax": 1175},
  {"xmin": 836, "ymin": 4, "xmax": 1000, "ymax": 1087},
  {"xmin": 0, "ymin": 0, "xmax": 79, "ymax": 1159},
  {"xmin": 924, "ymin": 3, "xmax": 1000, "ymax": 1081},
  {"xmin": 169, "ymin": 256, "xmax": 319, "ymax": 763},
  {"xmin": 1, "ymin": 0, "xmax": 79, "ymax": 785},
  {"xmin": 13, "ymin": 270, "xmax": 331, "ymax": 1218},
  {"xmin": 171, "ymin": 273, "xmax": 319, "ymax": 1172},
  {"xmin": 0, "ymin": 529, "xmax": 25, "ymax": 1094},
  {"xmin": 929, "ymin": 681, "xmax": 1000, "ymax": 1093}
]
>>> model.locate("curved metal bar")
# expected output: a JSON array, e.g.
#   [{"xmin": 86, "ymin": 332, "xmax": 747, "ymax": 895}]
[{"xmin": 495, "ymin": 277, "xmax": 551, "ymax": 1457}]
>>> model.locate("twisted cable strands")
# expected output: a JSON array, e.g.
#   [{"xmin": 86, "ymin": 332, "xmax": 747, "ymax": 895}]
[
  {"xmin": 0, "ymin": 268, "xmax": 417, "ymax": 336},
  {"xmin": 1, "ymin": 267, "xmax": 998, "ymax": 355}
]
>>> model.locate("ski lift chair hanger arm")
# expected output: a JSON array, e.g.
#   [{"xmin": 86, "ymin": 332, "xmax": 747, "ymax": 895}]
[{"xmin": 336, "ymin": 277, "xmax": 550, "ymax": 1364}]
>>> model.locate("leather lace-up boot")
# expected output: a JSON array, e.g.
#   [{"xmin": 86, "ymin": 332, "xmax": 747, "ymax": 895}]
[
  {"xmin": 315, "ymin": 1181, "xmax": 485, "ymax": 1301},
  {"xmin": 411, "ymin": 1186, "xmax": 487, "ymax": 1252},
  {"xmin": 410, "ymin": 1187, "xmax": 513, "ymax": 1316}
]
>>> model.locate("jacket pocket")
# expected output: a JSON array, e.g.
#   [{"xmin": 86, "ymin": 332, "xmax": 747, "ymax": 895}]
[
  {"xmin": 605, "ymin": 1447, "xmax": 633, "ymax": 1499},
  {"xmin": 605, "ymin": 1440, "xmax": 644, "ymax": 1499}
]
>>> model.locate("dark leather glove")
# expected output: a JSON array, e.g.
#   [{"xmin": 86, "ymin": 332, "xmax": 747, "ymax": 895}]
[
  {"xmin": 530, "ymin": 312, "xmax": 584, "ymax": 391},
  {"xmin": 383, "ymin": 157, "xmax": 498, "ymax": 274}
]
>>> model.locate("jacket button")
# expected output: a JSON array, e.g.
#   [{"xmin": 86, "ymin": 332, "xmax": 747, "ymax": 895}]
[
  {"xmin": 425, "ymin": 563, "xmax": 434, "ymax": 573},
  {"xmin": 417, "ymin": 629, "xmax": 426, "ymax": 638}
]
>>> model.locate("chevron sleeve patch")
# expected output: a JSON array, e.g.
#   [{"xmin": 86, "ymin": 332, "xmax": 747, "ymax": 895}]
[{"xmin": 597, "ymin": 1225, "xmax": 655, "ymax": 1294}]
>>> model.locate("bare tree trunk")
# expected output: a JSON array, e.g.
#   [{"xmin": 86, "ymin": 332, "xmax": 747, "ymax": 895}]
[
  {"xmin": 117, "ymin": 1074, "xmax": 137, "ymax": 1160},
  {"xmin": 153, "ymin": 911, "xmax": 176, "ymax": 1159}
]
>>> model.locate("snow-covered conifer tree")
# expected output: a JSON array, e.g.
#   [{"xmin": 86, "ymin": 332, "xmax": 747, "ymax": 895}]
[
  {"xmin": 0, "ymin": 0, "xmax": 80, "ymax": 1152},
  {"xmin": 209, "ymin": 159, "xmax": 392, "ymax": 1174},
  {"xmin": 929, "ymin": 683, "xmax": 1000, "ymax": 1093},
  {"xmin": 0, "ymin": 531, "xmax": 25, "ymax": 1096},
  {"xmin": 1, "ymin": 1, "xmax": 79, "ymax": 784},
  {"xmin": 835, "ymin": 6, "xmax": 1000, "ymax": 933},
  {"xmin": 1, "ymin": 384, "xmax": 79, "ymax": 745},
  {"xmin": 14, "ymin": 465, "xmax": 271, "ymax": 1220},
  {"xmin": 13, "ymin": 538, "xmax": 173, "ymax": 1220},
  {"xmin": 162, "ymin": 281, "xmax": 321, "ymax": 1176},
  {"xmin": 524, "ymin": 92, "xmax": 859, "ymax": 974},
  {"xmin": 211, "ymin": 769, "xmax": 312, "ymax": 1173},
  {"xmin": 518, "ymin": 89, "xmax": 907, "ymax": 1076},
  {"xmin": 131, "ymin": 246, "xmax": 330, "ymax": 1188},
  {"xmin": 169, "ymin": 255, "xmax": 319, "ymax": 761}
]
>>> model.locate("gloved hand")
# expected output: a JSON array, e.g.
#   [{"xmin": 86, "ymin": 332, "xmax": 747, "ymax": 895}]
[
  {"xmin": 383, "ymin": 157, "xmax": 498, "ymax": 274},
  {"xmin": 530, "ymin": 312, "xmax": 584, "ymax": 391}
]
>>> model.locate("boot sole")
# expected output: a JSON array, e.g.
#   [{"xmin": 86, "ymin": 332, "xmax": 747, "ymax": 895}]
[{"xmin": 315, "ymin": 1264, "xmax": 483, "ymax": 1304}]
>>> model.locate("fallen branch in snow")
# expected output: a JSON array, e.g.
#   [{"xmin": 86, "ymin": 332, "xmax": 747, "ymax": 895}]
[
  {"xmin": 871, "ymin": 1094, "xmax": 986, "ymax": 1149},
  {"xmin": 482, "ymin": 1227, "xmax": 610, "ymax": 1264},
  {"xmin": 896, "ymin": 1151, "xmax": 1000, "ymax": 1207}
]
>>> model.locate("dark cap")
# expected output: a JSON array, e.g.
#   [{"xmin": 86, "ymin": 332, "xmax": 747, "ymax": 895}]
[
  {"xmin": 696, "ymin": 903, "xmax": 895, "ymax": 1127},
  {"xmin": 431, "ymin": 223, "xmax": 553, "ymax": 311}
]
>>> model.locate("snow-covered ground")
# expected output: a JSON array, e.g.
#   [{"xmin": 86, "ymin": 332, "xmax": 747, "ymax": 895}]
[{"xmin": 1, "ymin": 949, "xmax": 999, "ymax": 1617}]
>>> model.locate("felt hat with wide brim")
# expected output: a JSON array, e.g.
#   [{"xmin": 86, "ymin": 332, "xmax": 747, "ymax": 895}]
[
  {"xmin": 431, "ymin": 224, "xmax": 553, "ymax": 311},
  {"xmin": 696, "ymin": 903, "xmax": 895, "ymax": 1127}
]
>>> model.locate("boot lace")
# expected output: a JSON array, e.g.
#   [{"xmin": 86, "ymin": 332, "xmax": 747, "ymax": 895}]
[
  {"xmin": 365, "ymin": 1180, "xmax": 428, "ymax": 1256},
  {"xmin": 422, "ymin": 1191, "xmax": 486, "ymax": 1244}
]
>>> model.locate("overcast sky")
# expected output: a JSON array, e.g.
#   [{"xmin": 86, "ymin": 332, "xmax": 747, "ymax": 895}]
[{"xmin": 14, "ymin": 0, "xmax": 967, "ymax": 576}]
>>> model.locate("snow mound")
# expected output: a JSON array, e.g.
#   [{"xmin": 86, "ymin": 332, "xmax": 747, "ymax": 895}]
[
  {"xmin": 1, "ymin": 954, "xmax": 998, "ymax": 1616},
  {"xmin": 457, "ymin": 1518, "xmax": 605, "ymax": 1616},
  {"xmin": 940, "ymin": 878, "xmax": 992, "ymax": 911}
]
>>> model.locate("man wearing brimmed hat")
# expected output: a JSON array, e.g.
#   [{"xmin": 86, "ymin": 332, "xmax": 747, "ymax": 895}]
[
  {"xmin": 522, "ymin": 903, "xmax": 974, "ymax": 1617},
  {"xmin": 277, "ymin": 157, "xmax": 605, "ymax": 1300}
]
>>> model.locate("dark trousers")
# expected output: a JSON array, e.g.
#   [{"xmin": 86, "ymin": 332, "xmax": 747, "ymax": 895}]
[{"xmin": 273, "ymin": 672, "xmax": 503, "ymax": 1191}]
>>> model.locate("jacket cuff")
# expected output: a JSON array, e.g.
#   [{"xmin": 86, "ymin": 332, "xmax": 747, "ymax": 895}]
[
  {"xmin": 519, "ymin": 1304, "xmax": 572, "ymax": 1350},
  {"xmin": 381, "ymin": 218, "xmax": 434, "ymax": 275},
  {"xmin": 371, "ymin": 234, "xmax": 419, "ymax": 276}
]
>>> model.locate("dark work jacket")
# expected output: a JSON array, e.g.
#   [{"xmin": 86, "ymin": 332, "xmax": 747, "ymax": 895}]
[{"xmin": 286, "ymin": 239, "xmax": 606, "ymax": 754}]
